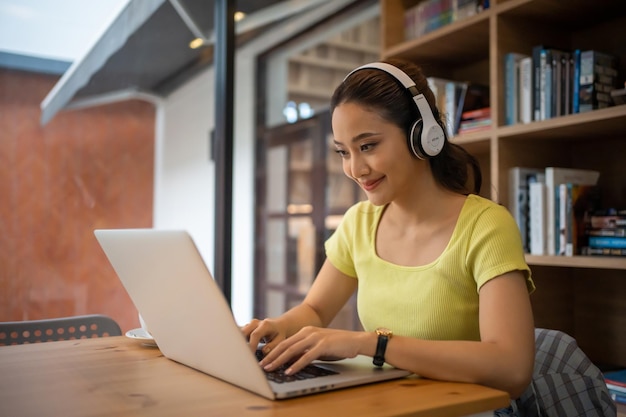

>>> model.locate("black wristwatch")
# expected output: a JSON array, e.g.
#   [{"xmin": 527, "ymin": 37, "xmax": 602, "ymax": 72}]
[{"xmin": 373, "ymin": 327, "xmax": 392, "ymax": 367}]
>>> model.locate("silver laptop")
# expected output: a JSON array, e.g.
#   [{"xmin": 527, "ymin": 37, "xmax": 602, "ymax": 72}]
[{"xmin": 94, "ymin": 229, "xmax": 411, "ymax": 400}]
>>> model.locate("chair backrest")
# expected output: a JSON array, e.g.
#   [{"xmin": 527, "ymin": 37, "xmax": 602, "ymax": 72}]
[
  {"xmin": 515, "ymin": 328, "xmax": 616, "ymax": 417},
  {"xmin": 0, "ymin": 314, "xmax": 122, "ymax": 346}
]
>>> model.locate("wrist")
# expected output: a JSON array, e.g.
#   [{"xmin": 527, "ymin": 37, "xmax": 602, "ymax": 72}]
[{"xmin": 373, "ymin": 328, "xmax": 393, "ymax": 367}]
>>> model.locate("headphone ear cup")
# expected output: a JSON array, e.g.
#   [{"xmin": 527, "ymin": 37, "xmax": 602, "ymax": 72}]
[{"xmin": 409, "ymin": 119, "xmax": 426, "ymax": 159}]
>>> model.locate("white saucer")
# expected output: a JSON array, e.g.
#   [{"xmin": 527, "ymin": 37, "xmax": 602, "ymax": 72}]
[{"xmin": 125, "ymin": 328, "xmax": 157, "ymax": 346}]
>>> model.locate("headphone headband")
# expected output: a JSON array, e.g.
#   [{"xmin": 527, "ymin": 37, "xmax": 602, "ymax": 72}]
[{"xmin": 344, "ymin": 62, "xmax": 445, "ymax": 159}]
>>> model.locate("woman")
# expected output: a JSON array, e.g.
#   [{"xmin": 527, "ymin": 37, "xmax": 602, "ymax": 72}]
[{"xmin": 243, "ymin": 58, "xmax": 536, "ymax": 403}]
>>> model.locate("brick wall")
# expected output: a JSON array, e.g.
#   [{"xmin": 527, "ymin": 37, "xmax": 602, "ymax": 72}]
[{"xmin": 0, "ymin": 68, "xmax": 155, "ymax": 332}]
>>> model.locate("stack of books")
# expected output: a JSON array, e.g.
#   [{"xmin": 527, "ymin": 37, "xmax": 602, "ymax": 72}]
[
  {"xmin": 510, "ymin": 166, "xmax": 602, "ymax": 256},
  {"xmin": 427, "ymin": 77, "xmax": 468, "ymax": 138},
  {"xmin": 458, "ymin": 107, "xmax": 491, "ymax": 135},
  {"xmin": 604, "ymin": 369, "xmax": 626, "ymax": 405},
  {"xmin": 581, "ymin": 209, "xmax": 626, "ymax": 256},
  {"xmin": 579, "ymin": 50, "xmax": 619, "ymax": 113},
  {"xmin": 502, "ymin": 47, "xmax": 619, "ymax": 125},
  {"xmin": 404, "ymin": 0, "xmax": 489, "ymax": 41}
]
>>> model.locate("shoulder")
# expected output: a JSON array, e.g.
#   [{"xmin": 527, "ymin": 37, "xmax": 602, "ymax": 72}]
[{"xmin": 463, "ymin": 194, "xmax": 516, "ymax": 224}]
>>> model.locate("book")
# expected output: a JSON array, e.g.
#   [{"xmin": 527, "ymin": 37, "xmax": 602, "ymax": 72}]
[
  {"xmin": 564, "ymin": 184, "xmax": 601, "ymax": 256},
  {"xmin": 611, "ymin": 87, "xmax": 626, "ymax": 105},
  {"xmin": 461, "ymin": 83, "xmax": 490, "ymax": 114},
  {"xmin": 609, "ymin": 388, "xmax": 626, "ymax": 405},
  {"xmin": 581, "ymin": 247, "xmax": 626, "ymax": 256},
  {"xmin": 557, "ymin": 183, "xmax": 568, "ymax": 255},
  {"xmin": 572, "ymin": 49, "xmax": 581, "ymax": 113},
  {"xmin": 529, "ymin": 177, "xmax": 547, "ymax": 255},
  {"xmin": 590, "ymin": 214, "xmax": 626, "ymax": 229},
  {"xmin": 605, "ymin": 369, "xmax": 626, "ymax": 388},
  {"xmin": 539, "ymin": 48, "xmax": 551, "ymax": 120},
  {"xmin": 519, "ymin": 56, "xmax": 533, "ymax": 124},
  {"xmin": 461, "ymin": 107, "xmax": 490, "ymax": 120},
  {"xmin": 552, "ymin": 50, "xmax": 572, "ymax": 117},
  {"xmin": 588, "ymin": 236, "xmax": 626, "ymax": 249},
  {"xmin": 532, "ymin": 45, "xmax": 550, "ymax": 121},
  {"xmin": 504, "ymin": 52, "xmax": 529, "ymax": 125},
  {"xmin": 509, "ymin": 167, "xmax": 543, "ymax": 253},
  {"xmin": 588, "ymin": 228, "xmax": 626, "ymax": 237},
  {"xmin": 544, "ymin": 168, "xmax": 600, "ymax": 256},
  {"xmin": 428, "ymin": 77, "xmax": 469, "ymax": 137},
  {"xmin": 579, "ymin": 50, "xmax": 618, "ymax": 112}
]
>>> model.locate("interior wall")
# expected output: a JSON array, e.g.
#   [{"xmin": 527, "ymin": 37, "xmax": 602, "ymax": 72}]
[
  {"xmin": 0, "ymin": 68, "xmax": 155, "ymax": 332},
  {"xmin": 154, "ymin": 61, "xmax": 256, "ymax": 325}
]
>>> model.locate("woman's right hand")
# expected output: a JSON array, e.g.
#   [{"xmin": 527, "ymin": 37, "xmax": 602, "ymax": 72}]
[{"xmin": 241, "ymin": 318, "xmax": 288, "ymax": 356}]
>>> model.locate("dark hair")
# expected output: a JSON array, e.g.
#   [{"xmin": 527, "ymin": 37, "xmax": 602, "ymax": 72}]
[{"xmin": 330, "ymin": 58, "xmax": 482, "ymax": 195}]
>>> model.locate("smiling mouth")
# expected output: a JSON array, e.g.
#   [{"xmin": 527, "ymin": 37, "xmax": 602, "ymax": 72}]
[{"xmin": 360, "ymin": 177, "xmax": 383, "ymax": 191}]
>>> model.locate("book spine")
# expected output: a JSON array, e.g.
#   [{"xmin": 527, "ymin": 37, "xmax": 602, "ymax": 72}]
[
  {"xmin": 539, "ymin": 49, "xmax": 547, "ymax": 121},
  {"xmin": 532, "ymin": 45, "xmax": 545, "ymax": 121},
  {"xmin": 582, "ymin": 247, "xmax": 626, "ymax": 256},
  {"xmin": 589, "ymin": 228, "xmax": 626, "ymax": 237},
  {"xmin": 504, "ymin": 53, "xmax": 523, "ymax": 125},
  {"xmin": 544, "ymin": 50, "xmax": 553, "ymax": 120},
  {"xmin": 607, "ymin": 382, "xmax": 626, "ymax": 394},
  {"xmin": 529, "ymin": 180, "xmax": 546, "ymax": 255},
  {"xmin": 558, "ymin": 183, "xmax": 568, "ymax": 256},
  {"xmin": 519, "ymin": 56, "xmax": 532, "ymax": 124},
  {"xmin": 572, "ymin": 49, "xmax": 581, "ymax": 113},
  {"xmin": 590, "ymin": 216, "xmax": 626, "ymax": 229},
  {"xmin": 445, "ymin": 81, "xmax": 456, "ymax": 137},
  {"xmin": 588, "ymin": 236, "xmax": 626, "ymax": 249},
  {"xmin": 509, "ymin": 167, "xmax": 542, "ymax": 253},
  {"xmin": 609, "ymin": 389, "xmax": 626, "ymax": 405}
]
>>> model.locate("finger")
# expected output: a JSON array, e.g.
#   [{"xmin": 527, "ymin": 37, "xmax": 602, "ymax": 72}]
[
  {"xmin": 258, "ymin": 335, "xmax": 296, "ymax": 368},
  {"xmin": 241, "ymin": 319, "xmax": 259, "ymax": 338},
  {"xmin": 261, "ymin": 337, "xmax": 312, "ymax": 372}
]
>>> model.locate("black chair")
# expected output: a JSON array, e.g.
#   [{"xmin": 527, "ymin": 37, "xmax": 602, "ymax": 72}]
[{"xmin": 0, "ymin": 314, "xmax": 122, "ymax": 346}]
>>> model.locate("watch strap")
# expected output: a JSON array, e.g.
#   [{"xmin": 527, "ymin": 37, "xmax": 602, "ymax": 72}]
[{"xmin": 373, "ymin": 333, "xmax": 389, "ymax": 367}]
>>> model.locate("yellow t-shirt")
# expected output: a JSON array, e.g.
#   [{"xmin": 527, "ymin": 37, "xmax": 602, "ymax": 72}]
[{"xmin": 324, "ymin": 194, "xmax": 535, "ymax": 341}]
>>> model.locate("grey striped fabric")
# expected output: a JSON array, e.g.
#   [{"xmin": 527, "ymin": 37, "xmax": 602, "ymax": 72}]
[{"xmin": 514, "ymin": 328, "xmax": 616, "ymax": 417}]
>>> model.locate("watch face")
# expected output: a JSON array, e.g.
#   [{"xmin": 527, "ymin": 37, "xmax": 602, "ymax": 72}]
[{"xmin": 376, "ymin": 327, "xmax": 392, "ymax": 337}]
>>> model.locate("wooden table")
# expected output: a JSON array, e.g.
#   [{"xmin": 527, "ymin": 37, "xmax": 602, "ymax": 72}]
[{"xmin": 0, "ymin": 336, "xmax": 509, "ymax": 417}]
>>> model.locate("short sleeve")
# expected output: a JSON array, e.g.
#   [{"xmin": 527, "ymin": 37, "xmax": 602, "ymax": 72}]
[{"xmin": 466, "ymin": 203, "xmax": 535, "ymax": 293}]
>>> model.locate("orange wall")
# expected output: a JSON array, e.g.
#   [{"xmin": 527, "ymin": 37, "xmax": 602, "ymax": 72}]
[{"xmin": 0, "ymin": 68, "xmax": 155, "ymax": 332}]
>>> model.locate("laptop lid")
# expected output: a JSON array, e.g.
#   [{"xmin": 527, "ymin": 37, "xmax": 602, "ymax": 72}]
[{"xmin": 94, "ymin": 229, "xmax": 411, "ymax": 400}]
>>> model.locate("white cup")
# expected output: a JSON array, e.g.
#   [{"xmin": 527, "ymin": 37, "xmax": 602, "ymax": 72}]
[{"xmin": 138, "ymin": 313, "xmax": 150, "ymax": 335}]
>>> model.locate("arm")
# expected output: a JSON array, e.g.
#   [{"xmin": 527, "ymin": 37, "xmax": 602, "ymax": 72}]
[
  {"xmin": 380, "ymin": 270, "xmax": 535, "ymax": 398},
  {"xmin": 261, "ymin": 270, "xmax": 534, "ymax": 399},
  {"xmin": 243, "ymin": 259, "xmax": 357, "ymax": 353}
]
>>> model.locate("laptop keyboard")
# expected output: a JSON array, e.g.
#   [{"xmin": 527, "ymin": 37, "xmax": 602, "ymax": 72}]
[{"xmin": 255, "ymin": 349, "xmax": 338, "ymax": 384}]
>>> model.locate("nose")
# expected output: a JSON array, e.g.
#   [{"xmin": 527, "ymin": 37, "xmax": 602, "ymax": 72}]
[{"xmin": 346, "ymin": 153, "xmax": 369, "ymax": 179}]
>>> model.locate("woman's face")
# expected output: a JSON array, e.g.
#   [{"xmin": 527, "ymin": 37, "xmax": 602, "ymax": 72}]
[{"xmin": 331, "ymin": 102, "xmax": 420, "ymax": 206}]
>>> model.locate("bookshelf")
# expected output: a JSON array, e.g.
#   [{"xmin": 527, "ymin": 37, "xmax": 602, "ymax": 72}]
[{"xmin": 380, "ymin": 0, "xmax": 626, "ymax": 381}]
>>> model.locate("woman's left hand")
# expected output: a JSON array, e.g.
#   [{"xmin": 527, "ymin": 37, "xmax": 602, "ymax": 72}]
[{"xmin": 259, "ymin": 326, "xmax": 369, "ymax": 375}]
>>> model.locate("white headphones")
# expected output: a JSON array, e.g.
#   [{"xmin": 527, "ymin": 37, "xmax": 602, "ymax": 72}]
[{"xmin": 344, "ymin": 62, "xmax": 445, "ymax": 159}]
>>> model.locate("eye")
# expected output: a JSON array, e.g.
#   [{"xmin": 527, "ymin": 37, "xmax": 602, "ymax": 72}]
[
  {"xmin": 334, "ymin": 148, "xmax": 349, "ymax": 158},
  {"xmin": 360, "ymin": 142, "xmax": 376, "ymax": 152}
]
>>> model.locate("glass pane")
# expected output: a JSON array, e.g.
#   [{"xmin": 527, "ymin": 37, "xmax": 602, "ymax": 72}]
[
  {"xmin": 288, "ymin": 139, "xmax": 312, "ymax": 206},
  {"xmin": 326, "ymin": 132, "xmax": 363, "ymax": 211},
  {"xmin": 266, "ymin": 289, "xmax": 286, "ymax": 318},
  {"xmin": 264, "ymin": 14, "xmax": 380, "ymax": 127},
  {"xmin": 288, "ymin": 216, "xmax": 316, "ymax": 293},
  {"xmin": 265, "ymin": 219, "xmax": 286, "ymax": 286},
  {"xmin": 266, "ymin": 145, "xmax": 288, "ymax": 213}
]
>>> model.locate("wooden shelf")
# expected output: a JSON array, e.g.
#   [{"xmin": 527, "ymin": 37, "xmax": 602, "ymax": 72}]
[
  {"xmin": 497, "ymin": 105, "xmax": 626, "ymax": 140},
  {"xmin": 526, "ymin": 255, "xmax": 626, "ymax": 270},
  {"xmin": 380, "ymin": 0, "xmax": 626, "ymax": 369}
]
